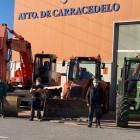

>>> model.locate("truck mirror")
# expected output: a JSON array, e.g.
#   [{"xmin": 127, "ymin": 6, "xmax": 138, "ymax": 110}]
[
  {"xmin": 62, "ymin": 60, "xmax": 65, "ymax": 67},
  {"xmin": 52, "ymin": 59, "xmax": 56, "ymax": 63},
  {"xmin": 101, "ymin": 63, "xmax": 105, "ymax": 69}
]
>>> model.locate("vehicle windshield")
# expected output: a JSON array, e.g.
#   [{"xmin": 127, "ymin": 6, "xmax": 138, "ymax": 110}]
[
  {"xmin": 34, "ymin": 56, "xmax": 51, "ymax": 83},
  {"xmin": 69, "ymin": 60, "xmax": 96, "ymax": 80},
  {"xmin": 126, "ymin": 61, "xmax": 140, "ymax": 96},
  {"xmin": 128, "ymin": 61, "xmax": 140, "ymax": 81},
  {"xmin": 34, "ymin": 57, "xmax": 50, "ymax": 76}
]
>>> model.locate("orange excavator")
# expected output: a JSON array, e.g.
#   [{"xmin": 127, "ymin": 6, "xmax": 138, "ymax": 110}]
[
  {"xmin": 0, "ymin": 23, "xmax": 34, "ymax": 105},
  {"xmin": 0, "ymin": 24, "xmax": 62, "ymax": 115},
  {"xmin": 0, "ymin": 23, "xmax": 33, "ymax": 86}
]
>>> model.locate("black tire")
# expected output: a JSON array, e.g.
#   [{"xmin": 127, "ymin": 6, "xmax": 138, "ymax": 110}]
[{"xmin": 116, "ymin": 95, "xmax": 129, "ymax": 128}]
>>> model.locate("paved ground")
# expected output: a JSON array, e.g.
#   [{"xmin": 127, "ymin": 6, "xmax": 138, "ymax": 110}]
[{"xmin": 0, "ymin": 108, "xmax": 140, "ymax": 140}]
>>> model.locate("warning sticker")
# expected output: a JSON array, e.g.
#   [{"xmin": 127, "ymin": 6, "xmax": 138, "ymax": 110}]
[{"xmin": 103, "ymin": 67, "xmax": 108, "ymax": 74}]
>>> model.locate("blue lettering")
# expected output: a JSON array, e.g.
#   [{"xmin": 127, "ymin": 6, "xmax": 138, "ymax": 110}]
[
  {"xmin": 93, "ymin": 5, "xmax": 100, "ymax": 13},
  {"xmin": 18, "ymin": 3, "xmax": 120, "ymax": 20},
  {"xmin": 18, "ymin": 13, "xmax": 23, "ymax": 20},
  {"xmin": 101, "ymin": 5, "xmax": 107, "ymax": 13},
  {"xmin": 46, "ymin": 10, "xmax": 51, "ymax": 17},
  {"xmin": 52, "ymin": 10, "xmax": 58, "ymax": 17},
  {"xmin": 27, "ymin": 12, "xmax": 31, "ymax": 19},
  {"xmin": 22, "ymin": 13, "xmax": 28, "ymax": 19},
  {"xmin": 63, "ymin": 8, "xmax": 69, "ymax": 16},
  {"xmin": 76, "ymin": 7, "xmax": 82, "ymax": 15},
  {"xmin": 87, "ymin": 6, "xmax": 93, "ymax": 14},
  {"xmin": 31, "ymin": 12, "xmax": 39, "ymax": 19},
  {"xmin": 106, "ymin": 4, "xmax": 112, "ymax": 12},
  {"xmin": 40, "ymin": 11, "xmax": 46, "ymax": 18},
  {"xmin": 112, "ymin": 3, "xmax": 120, "ymax": 11},
  {"xmin": 69, "ymin": 8, "xmax": 76, "ymax": 15},
  {"xmin": 81, "ymin": 7, "xmax": 88, "ymax": 14},
  {"xmin": 58, "ymin": 9, "xmax": 63, "ymax": 17}
]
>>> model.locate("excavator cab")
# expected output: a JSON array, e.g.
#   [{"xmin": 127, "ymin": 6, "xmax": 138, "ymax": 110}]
[{"xmin": 33, "ymin": 54, "xmax": 57, "ymax": 85}]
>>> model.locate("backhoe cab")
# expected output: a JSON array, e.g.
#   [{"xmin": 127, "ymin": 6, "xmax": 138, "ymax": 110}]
[
  {"xmin": 116, "ymin": 55, "xmax": 140, "ymax": 127},
  {"xmin": 62, "ymin": 55, "xmax": 108, "ymax": 100}
]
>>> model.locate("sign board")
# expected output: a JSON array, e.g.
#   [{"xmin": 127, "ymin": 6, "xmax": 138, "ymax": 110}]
[{"xmin": 18, "ymin": 3, "xmax": 120, "ymax": 20}]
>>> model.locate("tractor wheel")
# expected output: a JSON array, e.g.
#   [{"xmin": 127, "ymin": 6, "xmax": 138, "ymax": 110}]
[{"xmin": 116, "ymin": 95, "xmax": 129, "ymax": 128}]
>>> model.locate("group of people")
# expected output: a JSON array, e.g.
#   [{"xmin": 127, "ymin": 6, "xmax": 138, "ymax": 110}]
[{"xmin": 0, "ymin": 78, "xmax": 104, "ymax": 128}]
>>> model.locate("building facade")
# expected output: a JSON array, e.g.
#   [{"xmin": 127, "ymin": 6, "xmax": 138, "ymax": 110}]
[{"xmin": 12, "ymin": 0, "xmax": 140, "ymax": 109}]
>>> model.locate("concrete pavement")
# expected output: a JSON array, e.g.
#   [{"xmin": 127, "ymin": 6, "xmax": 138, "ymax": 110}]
[{"xmin": 0, "ymin": 108, "xmax": 140, "ymax": 140}]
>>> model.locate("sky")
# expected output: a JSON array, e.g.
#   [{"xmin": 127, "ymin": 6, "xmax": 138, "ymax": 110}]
[{"xmin": 0, "ymin": 0, "xmax": 15, "ymax": 38}]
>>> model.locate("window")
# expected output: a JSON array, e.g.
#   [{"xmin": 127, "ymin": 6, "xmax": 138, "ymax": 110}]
[
  {"xmin": 128, "ymin": 62, "xmax": 140, "ymax": 81},
  {"xmin": 69, "ymin": 60, "xmax": 96, "ymax": 80}
]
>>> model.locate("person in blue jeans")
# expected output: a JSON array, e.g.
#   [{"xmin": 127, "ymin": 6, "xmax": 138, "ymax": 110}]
[{"xmin": 29, "ymin": 78, "xmax": 43, "ymax": 121}]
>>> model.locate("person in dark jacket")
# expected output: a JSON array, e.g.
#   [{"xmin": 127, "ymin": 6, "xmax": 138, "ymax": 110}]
[
  {"xmin": 86, "ymin": 79, "xmax": 104, "ymax": 128},
  {"xmin": 0, "ymin": 80, "xmax": 7, "ymax": 118},
  {"xmin": 29, "ymin": 78, "xmax": 43, "ymax": 121}
]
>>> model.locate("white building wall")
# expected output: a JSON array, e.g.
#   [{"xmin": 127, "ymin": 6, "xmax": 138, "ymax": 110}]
[{"xmin": 10, "ymin": 61, "xmax": 112, "ymax": 91}]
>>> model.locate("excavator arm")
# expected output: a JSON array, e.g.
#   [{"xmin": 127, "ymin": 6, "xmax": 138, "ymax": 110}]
[
  {"xmin": 0, "ymin": 24, "xmax": 33, "ymax": 86},
  {"xmin": 8, "ymin": 38, "xmax": 33, "ymax": 86}
]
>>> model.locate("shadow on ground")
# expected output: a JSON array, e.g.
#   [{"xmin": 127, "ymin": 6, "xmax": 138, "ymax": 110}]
[{"xmin": 17, "ymin": 107, "xmax": 140, "ymax": 130}]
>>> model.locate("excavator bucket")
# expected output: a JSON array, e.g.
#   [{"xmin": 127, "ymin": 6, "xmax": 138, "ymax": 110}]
[
  {"xmin": 43, "ymin": 99, "xmax": 89, "ymax": 118},
  {"xmin": 3, "ymin": 96, "xmax": 21, "ymax": 117}
]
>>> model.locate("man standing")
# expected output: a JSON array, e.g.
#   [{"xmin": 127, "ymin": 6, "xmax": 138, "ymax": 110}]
[
  {"xmin": 0, "ymin": 80, "xmax": 7, "ymax": 118},
  {"xmin": 86, "ymin": 79, "xmax": 104, "ymax": 128},
  {"xmin": 29, "ymin": 78, "xmax": 43, "ymax": 121}
]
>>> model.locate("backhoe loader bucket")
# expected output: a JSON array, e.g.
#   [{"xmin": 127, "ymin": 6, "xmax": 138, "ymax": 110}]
[
  {"xmin": 43, "ymin": 99, "xmax": 89, "ymax": 118},
  {"xmin": 3, "ymin": 96, "xmax": 21, "ymax": 117}
]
